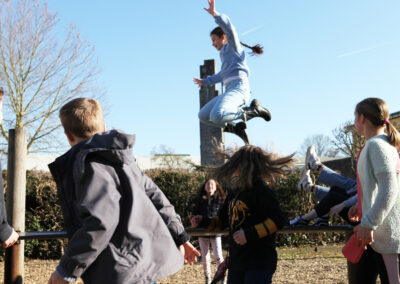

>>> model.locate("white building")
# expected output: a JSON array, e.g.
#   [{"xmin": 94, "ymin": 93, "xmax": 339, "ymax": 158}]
[{"xmin": 26, "ymin": 155, "xmax": 201, "ymax": 171}]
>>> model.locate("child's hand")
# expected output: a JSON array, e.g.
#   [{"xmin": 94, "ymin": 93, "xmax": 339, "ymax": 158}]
[
  {"xmin": 193, "ymin": 78, "xmax": 203, "ymax": 87},
  {"xmin": 204, "ymin": 0, "xmax": 217, "ymax": 17},
  {"xmin": 354, "ymin": 225, "xmax": 373, "ymax": 249},
  {"xmin": 233, "ymin": 229, "xmax": 247, "ymax": 245},
  {"xmin": 48, "ymin": 270, "xmax": 69, "ymax": 284},
  {"xmin": 329, "ymin": 202, "xmax": 345, "ymax": 217},
  {"xmin": 348, "ymin": 204, "xmax": 359, "ymax": 222},
  {"xmin": 3, "ymin": 229, "xmax": 19, "ymax": 248},
  {"xmin": 179, "ymin": 241, "xmax": 201, "ymax": 265},
  {"xmin": 189, "ymin": 215, "xmax": 202, "ymax": 228}
]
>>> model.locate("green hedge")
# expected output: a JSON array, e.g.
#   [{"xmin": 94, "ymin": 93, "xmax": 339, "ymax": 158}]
[{"xmin": 2, "ymin": 169, "xmax": 347, "ymax": 258}]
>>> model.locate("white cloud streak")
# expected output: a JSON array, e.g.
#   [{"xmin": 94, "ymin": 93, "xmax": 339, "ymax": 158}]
[
  {"xmin": 336, "ymin": 42, "xmax": 391, "ymax": 59},
  {"xmin": 241, "ymin": 24, "xmax": 265, "ymax": 36}
]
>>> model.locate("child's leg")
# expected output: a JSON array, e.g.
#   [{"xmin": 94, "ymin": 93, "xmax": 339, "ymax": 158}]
[
  {"xmin": 317, "ymin": 165, "xmax": 357, "ymax": 191},
  {"xmin": 211, "ymin": 236, "xmax": 224, "ymax": 265},
  {"xmin": 302, "ymin": 209, "xmax": 318, "ymax": 220},
  {"xmin": 314, "ymin": 187, "xmax": 348, "ymax": 217},
  {"xmin": 209, "ymin": 81, "xmax": 249, "ymax": 127},
  {"xmin": 199, "ymin": 237, "xmax": 212, "ymax": 277},
  {"xmin": 382, "ymin": 253, "xmax": 400, "ymax": 284},
  {"xmin": 313, "ymin": 185, "xmax": 330, "ymax": 202},
  {"xmin": 198, "ymin": 95, "xmax": 224, "ymax": 127}
]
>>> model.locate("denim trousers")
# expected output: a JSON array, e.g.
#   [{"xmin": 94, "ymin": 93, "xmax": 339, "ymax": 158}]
[
  {"xmin": 317, "ymin": 166, "xmax": 357, "ymax": 192},
  {"xmin": 198, "ymin": 78, "xmax": 250, "ymax": 128},
  {"xmin": 227, "ymin": 269, "xmax": 274, "ymax": 284}
]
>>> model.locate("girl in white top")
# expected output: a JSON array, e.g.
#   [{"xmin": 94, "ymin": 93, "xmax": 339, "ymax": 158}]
[{"xmin": 349, "ymin": 97, "xmax": 400, "ymax": 284}]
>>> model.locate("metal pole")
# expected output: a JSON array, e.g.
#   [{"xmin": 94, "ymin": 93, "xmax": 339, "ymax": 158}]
[
  {"xmin": 199, "ymin": 59, "xmax": 225, "ymax": 166},
  {"xmin": 5, "ymin": 129, "xmax": 27, "ymax": 284}
]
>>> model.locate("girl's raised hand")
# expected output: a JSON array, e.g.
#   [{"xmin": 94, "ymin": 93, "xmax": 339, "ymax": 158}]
[
  {"xmin": 193, "ymin": 78, "xmax": 203, "ymax": 87},
  {"xmin": 204, "ymin": 0, "xmax": 217, "ymax": 17}
]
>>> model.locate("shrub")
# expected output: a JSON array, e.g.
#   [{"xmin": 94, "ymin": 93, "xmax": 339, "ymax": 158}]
[{"xmin": 1, "ymin": 168, "xmax": 347, "ymax": 258}]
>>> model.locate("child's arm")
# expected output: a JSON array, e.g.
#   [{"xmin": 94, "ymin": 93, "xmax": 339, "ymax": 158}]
[
  {"xmin": 329, "ymin": 194, "xmax": 358, "ymax": 217},
  {"xmin": 240, "ymin": 188, "xmax": 286, "ymax": 244},
  {"xmin": 139, "ymin": 169, "xmax": 190, "ymax": 246}
]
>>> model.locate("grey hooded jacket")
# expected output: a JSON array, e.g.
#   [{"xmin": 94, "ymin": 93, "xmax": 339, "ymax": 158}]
[{"xmin": 48, "ymin": 130, "xmax": 189, "ymax": 283}]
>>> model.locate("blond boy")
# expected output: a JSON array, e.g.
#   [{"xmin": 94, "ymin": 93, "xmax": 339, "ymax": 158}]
[{"xmin": 48, "ymin": 98, "xmax": 199, "ymax": 284}]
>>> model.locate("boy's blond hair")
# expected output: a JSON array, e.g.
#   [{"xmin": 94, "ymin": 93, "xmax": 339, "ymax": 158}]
[{"xmin": 59, "ymin": 98, "xmax": 104, "ymax": 139}]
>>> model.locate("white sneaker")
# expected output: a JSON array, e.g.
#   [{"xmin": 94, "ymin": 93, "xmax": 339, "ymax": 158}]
[
  {"xmin": 297, "ymin": 169, "xmax": 313, "ymax": 191},
  {"xmin": 306, "ymin": 145, "xmax": 321, "ymax": 171}
]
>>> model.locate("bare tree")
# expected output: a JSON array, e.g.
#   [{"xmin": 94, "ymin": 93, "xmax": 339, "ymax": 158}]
[
  {"xmin": 0, "ymin": 0, "xmax": 103, "ymax": 153},
  {"xmin": 331, "ymin": 121, "xmax": 365, "ymax": 161},
  {"xmin": 298, "ymin": 134, "xmax": 337, "ymax": 157}
]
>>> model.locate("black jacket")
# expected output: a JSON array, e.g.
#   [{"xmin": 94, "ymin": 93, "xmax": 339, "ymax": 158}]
[
  {"xmin": 219, "ymin": 180, "xmax": 286, "ymax": 271},
  {"xmin": 49, "ymin": 130, "xmax": 189, "ymax": 283},
  {"xmin": 192, "ymin": 195, "xmax": 224, "ymax": 229}
]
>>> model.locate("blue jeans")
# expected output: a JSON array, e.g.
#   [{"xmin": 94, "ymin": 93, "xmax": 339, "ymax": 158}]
[
  {"xmin": 317, "ymin": 166, "xmax": 357, "ymax": 192},
  {"xmin": 314, "ymin": 185, "xmax": 330, "ymax": 202},
  {"xmin": 227, "ymin": 269, "xmax": 274, "ymax": 284},
  {"xmin": 198, "ymin": 78, "xmax": 250, "ymax": 128}
]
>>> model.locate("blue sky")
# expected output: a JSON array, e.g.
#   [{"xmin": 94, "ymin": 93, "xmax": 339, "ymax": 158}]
[{"xmin": 48, "ymin": 0, "xmax": 400, "ymax": 157}]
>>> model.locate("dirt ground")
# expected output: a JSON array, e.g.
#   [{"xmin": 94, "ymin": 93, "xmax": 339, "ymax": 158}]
[{"xmin": 0, "ymin": 245, "xmax": 351, "ymax": 283}]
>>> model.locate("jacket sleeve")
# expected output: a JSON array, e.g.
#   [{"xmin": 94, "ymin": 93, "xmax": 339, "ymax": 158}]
[
  {"xmin": 361, "ymin": 142, "xmax": 399, "ymax": 229},
  {"xmin": 215, "ymin": 13, "xmax": 242, "ymax": 54},
  {"xmin": 138, "ymin": 166, "xmax": 189, "ymax": 246},
  {"xmin": 244, "ymin": 188, "xmax": 286, "ymax": 243},
  {"xmin": 58, "ymin": 161, "xmax": 121, "ymax": 278},
  {"xmin": 0, "ymin": 165, "xmax": 13, "ymax": 243},
  {"xmin": 202, "ymin": 72, "xmax": 223, "ymax": 86},
  {"xmin": 343, "ymin": 194, "xmax": 358, "ymax": 207}
]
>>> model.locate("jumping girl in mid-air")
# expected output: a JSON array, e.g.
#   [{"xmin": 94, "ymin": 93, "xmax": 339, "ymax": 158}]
[{"xmin": 194, "ymin": 0, "xmax": 271, "ymax": 144}]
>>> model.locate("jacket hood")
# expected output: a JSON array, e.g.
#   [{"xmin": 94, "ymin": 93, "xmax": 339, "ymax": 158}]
[{"xmin": 49, "ymin": 130, "xmax": 136, "ymax": 180}]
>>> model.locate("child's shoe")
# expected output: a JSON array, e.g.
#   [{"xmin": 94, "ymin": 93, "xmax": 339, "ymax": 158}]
[
  {"xmin": 224, "ymin": 122, "xmax": 249, "ymax": 144},
  {"xmin": 297, "ymin": 169, "xmax": 313, "ymax": 191},
  {"xmin": 306, "ymin": 145, "xmax": 322, "ymax": 171},
  {"xmin": 289, "ymin": 216, "xmax": 310, "ymax": 226},
  {"xmin": 243, "ymin": 99, "xmax": 272, "ymax": 122},
  {"xmin": 311, "ymin": 217, "xmax": 329, "ymax": 227}
]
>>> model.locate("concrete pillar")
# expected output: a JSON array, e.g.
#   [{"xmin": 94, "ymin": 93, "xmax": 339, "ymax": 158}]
[{"xmin": 199, "ymin": 60, "xmax": 225, "ymax": 166}]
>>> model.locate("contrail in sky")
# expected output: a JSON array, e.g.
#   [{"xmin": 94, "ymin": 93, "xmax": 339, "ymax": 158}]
[
  {"xmin": 241, "ymin": 24, "xmax": 264, "ymax": 36},
  {"xmin": 336, "ymin": 42, "xmax": 391, "ymax": 59}
]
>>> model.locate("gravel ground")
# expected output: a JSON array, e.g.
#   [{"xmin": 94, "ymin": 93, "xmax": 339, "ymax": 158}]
[{"xmin": 0, "ymin": 245, "xmax": 352, "ymax": 283}]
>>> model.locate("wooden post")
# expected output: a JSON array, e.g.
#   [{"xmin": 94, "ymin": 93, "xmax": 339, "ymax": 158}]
[
  {"xmin": 5, "ymin": 129, "xmax": 27, "ymax": 284},
  {"xmin": 199, "ymin": 59, "xmax": 225, "ymax": 166}
]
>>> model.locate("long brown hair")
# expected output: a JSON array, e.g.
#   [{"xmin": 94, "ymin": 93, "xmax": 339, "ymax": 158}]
[
  {"xmin": 355, "ymin": 98, "xmax": 400, "ymax": 150},
  {"xmin": 210, "ymin": 27, "xmax": 263, "ymax": 56},
  {"xmin": 210, "ymin": 145, "xmax": 295, "ymax": 191},
  {"xmin": 196, "ymin": 178, "xmax": 226, "ymax": 205}
]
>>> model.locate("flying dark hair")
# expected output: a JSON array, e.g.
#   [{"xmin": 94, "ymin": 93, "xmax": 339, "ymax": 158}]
[
  {"xmin": 210, "ymin": 145, "xmax": 295, "ymax": 191},
  {"xmin": 210, "ymin": 27, "xmax": 263, "ymax": 56}
]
